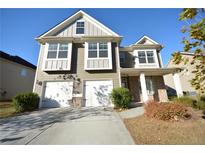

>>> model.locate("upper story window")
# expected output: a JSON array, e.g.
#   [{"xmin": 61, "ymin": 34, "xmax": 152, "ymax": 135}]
[
  {"xmin": 138, "ymin": 51, "xmax": 155, "ymax": 64},
  {"xmin": 88, "ymin": 42, "xmax": 108, "ymax": 58},
  {"xmin": 58, "ymin": 44, "xmax": 68, "ymax": 58},
  {"xmin": 99, "ymin": 43, "xmax": 108, "ymax": 57},
  {"xmin": 47, "ymin": 44, "xmax": 58, "ymax": 58},
  {"xmin": 138, "ymin": 51, "xmax": 146, "ymax": 63},
  {"xmin": 85, "ymin": 42, "xmax": 112, "ymax": 70},
  {"xmin": 88, "ymin": 43, "xmax": 97, "ymax": 58},
  {"xmin": 76, "ymin": 21, "xmax": 85, "ymax": 34},
  {"xmin": 47, "ymin": 43, "xmax": 69, "ymax": 59},
  {"xmin": 44, "ymin": 43, "xmax": 72, "ymax": 71},
  {"xmin": 147, "ymin": 51, "xmax": 154, "ymax": 63}
]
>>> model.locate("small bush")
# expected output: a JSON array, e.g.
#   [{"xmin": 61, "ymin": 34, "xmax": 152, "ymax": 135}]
[
  {"xmin": 110, "ymin": 87, "xmax": 131, "ymax": 109},
  {"xmin": 172, "ymin": 96, "xmax": 196, "ymax": 108},
  {"xmin": 200, "ymin": 95, "xmax": 205, "ymax": 102},
  {"xmin": 144, "ymin": 100, "xmax": 191, "ymax": 121},
  {"xmin": 172, "ymin": 96, "xmax": 205, "ymax": 111},
  {"xmin": 196, "ymin": 100, "xmax": 205, "ymax": 110},
  {"xmin": 12, "ymin": 92, "xmax": 40, "ymax": 112}
]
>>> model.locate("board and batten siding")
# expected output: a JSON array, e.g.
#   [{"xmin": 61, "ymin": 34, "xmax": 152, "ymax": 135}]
[
  {"xmin": 87, "ymin": 59, "xmax": 109, "ymax": 69},
  {"xmin": 56, "ymin": 17, "xmax": 109, "ymax": 37},
  {"xmin": 44, "ymin": 60, "xmax": 69, "ymax": 70}
]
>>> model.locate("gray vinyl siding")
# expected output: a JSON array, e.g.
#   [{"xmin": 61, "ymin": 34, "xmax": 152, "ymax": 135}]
[
  {"xmin": 56, "ymin": 17, "xmax": 109, "ymax": 37},
  {"xmin": 119, "ymin": 51, "xmax": 134, "ymax": 68}
]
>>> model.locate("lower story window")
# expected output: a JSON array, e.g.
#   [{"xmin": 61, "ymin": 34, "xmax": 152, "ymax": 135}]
[
  {"xmin": 139, "ymin": 76, "xmax": 154, "ymax": 95},
  {"xmin": 121, "ymin": 77, "xmax": 129, "ymax": 88},
  {"xmin": 146, "ymin": 77, "xmax": 154, "ymax": 95}
]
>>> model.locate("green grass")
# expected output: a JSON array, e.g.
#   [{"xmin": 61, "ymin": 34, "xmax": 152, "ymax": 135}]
[{"xmin": 0, "ymin": 101, "xmax": 16, "ymax": 119}]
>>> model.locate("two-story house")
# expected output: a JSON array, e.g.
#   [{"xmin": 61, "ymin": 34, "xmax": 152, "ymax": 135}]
[{"xmin": 33, "ymin": 10, "xmax": 183, "ymax": 108}]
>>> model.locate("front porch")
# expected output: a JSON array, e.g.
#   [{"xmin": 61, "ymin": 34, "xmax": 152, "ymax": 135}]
[{"xmin": 120, "ymin": 68, "xmax": 183, "ymax": 103}]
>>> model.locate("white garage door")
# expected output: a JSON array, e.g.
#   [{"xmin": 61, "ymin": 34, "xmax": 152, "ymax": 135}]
[
  {"xmin": 41, "ymin": 81, "xmax": 73, "ymax": 108},
  {"xmin": 84, "ymin": 80, "xmax": 113, "ymax": 107}
]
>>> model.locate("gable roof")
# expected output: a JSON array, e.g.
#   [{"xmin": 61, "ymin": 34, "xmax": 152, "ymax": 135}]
[
  {"xmin": 38, "ymin": 10, "xmax": 120, "ymax": 38},
  {"xmin": 134, "ymin": 35, "xmax": 160, "ymax": 45},
  {"xmin": 0, "ymin": 51, "xmax": 36, "ymax": 70}
]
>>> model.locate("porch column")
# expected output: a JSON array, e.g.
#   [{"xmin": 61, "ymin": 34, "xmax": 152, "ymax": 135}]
[
  {"xmin": 173, "ymin": 72, "xmax": 183, "ymax": 97},
  {"xmin": 140, "ymin": 72, "xmax": 148, "ymax": 102}
]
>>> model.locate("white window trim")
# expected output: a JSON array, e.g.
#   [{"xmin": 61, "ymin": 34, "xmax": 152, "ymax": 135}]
[
  {"xmin": 84, "ymin": 41, "xmax": 112, "ymax": 70},
  {"xmin": 134, "ymin": 49, "xmax": 159, "ymax": 68},
  {"xmin": 75, "ymin": 19, "xmax": 85, "ymax": 36},
  {"xmin": 42, "ymin": 42, "xmax": 72, "ymax": 71}
]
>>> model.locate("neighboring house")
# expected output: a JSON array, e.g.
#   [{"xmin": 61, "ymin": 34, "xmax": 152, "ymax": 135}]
[
  {"xmin": 0, "ymin": 51, "xmax": 36, "ymax": 101},
  {"xmin": 33, "ymin": 10, "xmax": 183, "ymax": 108},
  {"xmin": 164, "ymin": 52, "xmax": 200, "ymax": 97}
]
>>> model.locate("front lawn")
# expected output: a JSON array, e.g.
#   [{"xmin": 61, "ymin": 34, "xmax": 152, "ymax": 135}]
[
  {"xmin": 0, "ymin": 101, "xmax": 16, "ymax": 119},
  {"xmin": 124, "ymin": 109, "xmax": 205, "ymax": 144}
]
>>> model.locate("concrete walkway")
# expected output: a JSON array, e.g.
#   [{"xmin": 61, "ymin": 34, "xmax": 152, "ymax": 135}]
[
  {"xmin": 0, "ymin": 107, "xmax": 134, "ymax": 145},
  {"xmin": 119, "ymin": 106, "xmax": 144, "ymax": 119}
]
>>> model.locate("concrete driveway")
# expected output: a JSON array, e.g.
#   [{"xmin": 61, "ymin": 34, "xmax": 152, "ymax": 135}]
[{"xmin": 0, "ymin": 107, "xmax": 134, "ymax": 145}]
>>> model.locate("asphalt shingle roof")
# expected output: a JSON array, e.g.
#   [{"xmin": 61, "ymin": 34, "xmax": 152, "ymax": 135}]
[{"xmin": 0, "ymin": 51, "xmax": 36, "ymax": 69}]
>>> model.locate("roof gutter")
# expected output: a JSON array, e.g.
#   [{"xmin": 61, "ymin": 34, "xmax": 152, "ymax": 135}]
[{"xmin": 35, "ymin": 36, "xmax": 123, "ymax": 44}]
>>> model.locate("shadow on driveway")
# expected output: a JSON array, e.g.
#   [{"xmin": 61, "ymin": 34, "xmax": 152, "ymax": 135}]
[{"xmin": 0, "ymin": 107, "xmax": 113, "ymax": 144}]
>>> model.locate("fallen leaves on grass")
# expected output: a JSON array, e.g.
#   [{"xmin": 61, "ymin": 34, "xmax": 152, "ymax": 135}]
[{"xmin": 124, "ymin": 110, "xmax": 205, "ymax": 144}]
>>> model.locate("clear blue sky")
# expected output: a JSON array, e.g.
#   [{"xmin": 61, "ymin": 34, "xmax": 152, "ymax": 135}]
[{"xmin": 0, "ymin": 8, "xmax": 185, "ymax": 66}]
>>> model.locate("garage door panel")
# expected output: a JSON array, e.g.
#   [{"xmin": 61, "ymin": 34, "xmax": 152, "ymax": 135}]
[
  {"xmin": 41, "ymin": 81, "xmax": 73, "ymax": 108},
  {"xmin": 84, "ymin": 80, "xmax": 113, "ymax": 107}
]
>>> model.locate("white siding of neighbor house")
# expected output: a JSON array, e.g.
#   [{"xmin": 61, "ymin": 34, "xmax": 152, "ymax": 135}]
[{"xmin": 56, "ymin": 17, "xmax": 109, "ymax": 37}]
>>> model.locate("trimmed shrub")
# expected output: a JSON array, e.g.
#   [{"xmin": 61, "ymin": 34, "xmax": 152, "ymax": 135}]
[
  {"xmin": 12, "ymin": 92, "xmax": 40, "ymax": 112},
  {"xmin": 110, "ymin": 87, "xmax": 131, "ymax": 109},
  {"xmin": 144, "ymin": 100, "xmax": 191, "ymax": 121}
]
